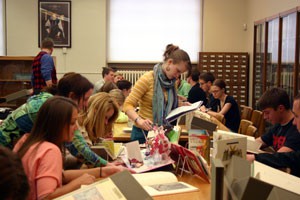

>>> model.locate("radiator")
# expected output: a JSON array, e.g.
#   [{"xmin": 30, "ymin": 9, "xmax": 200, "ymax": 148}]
[
  {"xmin": 118, "ymin": 70, "xmax": 148, "ymax": 85},
  {"xmin": 118, "ymin": 69, "xmax": 188, "ymax": 85}
]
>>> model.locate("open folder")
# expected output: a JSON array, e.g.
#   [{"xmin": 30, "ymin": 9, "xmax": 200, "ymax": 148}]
[
  {"xmin": 54, "ymin": 171, "xmax": 152, "ymax": 200},
  {"xmin": 165, "ymin": 101, "xmax": 203, "ymax": 123}
]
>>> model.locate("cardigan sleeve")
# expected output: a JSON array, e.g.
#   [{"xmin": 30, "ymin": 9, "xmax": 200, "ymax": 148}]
[
  {"xmin": 123, "ymin": 72, "xmax": 151, "ymax": 112},
  {"xmin": 66, "ymin": 130, "xmax": 108, "ymax": 167}
]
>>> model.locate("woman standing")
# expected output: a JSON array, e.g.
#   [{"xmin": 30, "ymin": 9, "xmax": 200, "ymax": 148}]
[{"xmin": 123, "ymin": 44, "xmax": 192, "ymax": 143}]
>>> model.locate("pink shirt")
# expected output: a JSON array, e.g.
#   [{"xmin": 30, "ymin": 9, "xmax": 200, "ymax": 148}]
[{"xmin": 13, "ymin": 134, "xmax": 63, "ymax": 200}]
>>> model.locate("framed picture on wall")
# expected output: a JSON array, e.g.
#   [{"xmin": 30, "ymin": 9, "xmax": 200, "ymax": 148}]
[{"xmin": 38, "ymin": 0, "xmax": 71, "ymax": 48}]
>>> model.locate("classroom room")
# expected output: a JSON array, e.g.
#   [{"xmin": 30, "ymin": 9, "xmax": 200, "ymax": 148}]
[{"xmin": 1, "ymin": 0, "xmax": 300, "ymax": 199}]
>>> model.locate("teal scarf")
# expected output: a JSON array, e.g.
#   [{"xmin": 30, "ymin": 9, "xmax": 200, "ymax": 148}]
[{"xmin": 152, "ymin": 63, "xmax": 178, "ymax": 126}]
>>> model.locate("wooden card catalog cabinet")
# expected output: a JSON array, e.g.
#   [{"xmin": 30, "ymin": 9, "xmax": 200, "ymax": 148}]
[{"xmin": 198, "ymin": 52, "xmax": 249, "ymax": 107}]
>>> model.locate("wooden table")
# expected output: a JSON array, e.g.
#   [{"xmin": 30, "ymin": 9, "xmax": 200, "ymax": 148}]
[
  {"xmin": 153, "ymin": 173, "xmax": 210, "ymax": 200},
  {"xmin": 113, "ymin": 119, "xmax": 214, "ymax": 199},
  {"xmin": 113, "ymin": 115, "xmax": 229, "ymax": 142}
]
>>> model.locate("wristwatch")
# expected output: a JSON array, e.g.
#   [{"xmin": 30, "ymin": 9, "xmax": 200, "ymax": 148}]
[{"xmin": 134, "ymin": 116, "xmax": 141, "ymax": 123}]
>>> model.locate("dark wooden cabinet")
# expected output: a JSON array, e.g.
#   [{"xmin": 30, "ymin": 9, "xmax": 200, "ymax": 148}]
[
  {"xmin": 253, "ymin": 7, "xmax": 300, "ymax": 107},
  {"xmin": 198, "ymin": 52, "xmax": 249, "ymax": 107},
  {"xmin": 0, "ymin": 56, "xmax": 34, "ymax": 108}
]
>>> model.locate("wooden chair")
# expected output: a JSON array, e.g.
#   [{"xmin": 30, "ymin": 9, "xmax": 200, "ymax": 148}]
[
  {"xmin": 250, "ymin": 110, "xmax": 264, "ymax": 137},
  {"xmin": 240, "ymin": 105, "xmax": 253, "ymax": 120},
  {"xmin": 214, "ymin": 113, "xmax": 225, "ymax": 125},
  {"xmin": 238, "ymin": 119, "xmax": 253, "ymax": 135},
  {"xmin": 245, "ymin": 125, "xmax": 257, "ymax": 137}
]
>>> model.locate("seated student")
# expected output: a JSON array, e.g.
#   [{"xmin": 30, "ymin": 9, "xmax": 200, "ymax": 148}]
[
  {"xmin": 203, "ymin": 79, "xmax": 240, "ymax": 132},
  {"xmin": 113, "ymin": 71, "xmax": 124, "ymax": 83},
  {"xmin": 247, "ymin": 94, "xmax": 300, "ymax": 177},
  {"xmin": 176, "ymin": 77, "xmax": 191, "ymax": 99},
  {"xmin": 97, "ymin": 81, "xmax": 118, "ymax": 93},
  {"xmin": 255, "ymin": 88, "xmax": 300, "ymax": 152},
  {"xmin": 13, "ymin": 97, "xmax": 130, "ymax": 200},
  {"xmin": 0, "ymin": 73, "xmax": 112, "ymax": 168},
  {"xmin": 0, "ymin": 146, "xmax": 29, "ymax": 200},
  {"xmin": 109, "ymin": 89, "xmax": 129, "ymax": 123},
  {"xmin": 116, "ymin": 79, "xmax": 132, "ymax": 97},
  {"xmin": 77, "ymin": 92, "xmax": 119, "ymax": 145},
  {"xmin": 186, "ymin": 68, "xmax": 207, "ymax": 105},
  {"xmin": 199, "ymin": 72, "xmax": 218, "ymax": 111},
  {"xmin": 94, "ymin": 67, "xmax": 115, "ymax": 93}
]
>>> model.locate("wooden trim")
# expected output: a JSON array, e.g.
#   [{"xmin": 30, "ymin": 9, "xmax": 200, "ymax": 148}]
[
  {"xmin": 279, "ymin": 7, "xmax": 297, "ymax": 17},
  {"xmin": 277, "ymin": 17, "xmax": 283, "ymax": 87},
  {"xmin": 254, "ymin": 19, "xmax": 266, "ymax": 25},
  {"xmin": 263, "ymin": 21, "xmax": 268, "ymax": 92},
  {"xmin": 294, "ymin": 12, "xmax": 300, "ymax": 96},
  {"xmin": 266, "ymin": 14, "xmax": 280, "ymax": 22},
  {"xmin": 0, "ymin": 56, "xmax": 35, "ymax": 61},
  {"xmin": 108, "ymin": 63, "xmax": 198, "ymax": 71},
  {"xmin": 252, "ymin": 25, "xmax": 257, "ymax": 107}
]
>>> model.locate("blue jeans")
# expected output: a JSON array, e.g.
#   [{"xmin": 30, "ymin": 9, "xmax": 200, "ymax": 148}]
[{"xmin": 131, "ymin": 125, "xmax": 148, "ymax": 144}]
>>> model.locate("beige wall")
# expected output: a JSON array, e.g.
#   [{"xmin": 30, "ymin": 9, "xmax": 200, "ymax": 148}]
[
  {"xmin": 6, "ymin": 0, "xmax": 107, "ymax": 83},
  {"xmin": 202, "ymin": 0, "xmax": 248, "ymax": 52},
  {"xmin": 6, "ymin": 0, "xmax": 300, "ymax": 103}
]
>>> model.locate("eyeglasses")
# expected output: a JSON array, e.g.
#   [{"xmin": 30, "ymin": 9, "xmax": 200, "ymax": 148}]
[{"xmin": 211, "ymin": 90, "xmax": 221, "ymax": 94}]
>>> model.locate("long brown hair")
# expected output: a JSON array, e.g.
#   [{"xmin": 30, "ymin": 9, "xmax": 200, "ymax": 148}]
[
  {"xmin": 79, "ymin": 92, "xmax": 119, "ymax": 142},
  {"xmin": 0, "ymin": 146, "xmax": 29, "ymax": 200},
  {"xmin": 17, "ymin": 96, "xmax": 78, "ymax": 158},
  {"xmin": 57, "ymin": 73, "xmax": 93, "ymax": 111}
]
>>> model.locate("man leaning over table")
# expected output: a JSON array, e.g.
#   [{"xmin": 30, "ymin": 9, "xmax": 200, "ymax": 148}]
[
  {"xmin": 255, "ymin": 88, "xmax": 300, "ymax": 152},
  {"xmin": 247, "ymin": 93, "xmax": 300, "ymax": 177}
]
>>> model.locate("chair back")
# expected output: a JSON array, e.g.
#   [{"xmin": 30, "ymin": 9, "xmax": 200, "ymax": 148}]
[
  {"xmin": 246, "ymin": 125, "xmax": 258, "ymax": 137},
  {"xmin": 214, "ymin": 113, "xmax": 225, "ymax": 124},
  {"xmin": 238, "ymin": 119, "xmax": 253, "ymax": 135},
  {"xmin": 240, "ymin": 105, "xmax": 253, "ymax": 120},
  {"xmin": 250, "ymin": 110, "xmax": 264, "ymax": 137},
  {"xmin": 250, "ymin": 110, "xmax": 262, "ymax": 127}
]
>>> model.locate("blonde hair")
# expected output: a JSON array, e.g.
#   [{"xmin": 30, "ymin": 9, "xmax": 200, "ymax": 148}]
[
  {"xmin": 114, "ymin": 72, "xmax": 123, "ymax": 77},
  {"xmin": 79, "ymin": 92, "xmax": 119, "ymax": 142},
  {"xmin": 109, "ymin": 89, "xmax": 125, "ymax": 107}
]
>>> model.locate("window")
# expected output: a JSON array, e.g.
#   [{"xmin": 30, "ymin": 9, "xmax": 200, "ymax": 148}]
[{"xmin": 107, "ymin": 0, "xmax": 202, "ymax": 63}]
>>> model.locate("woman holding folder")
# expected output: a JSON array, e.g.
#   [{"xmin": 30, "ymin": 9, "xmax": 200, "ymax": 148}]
[{"xmin": 123, "ymin": 44, "xmax": 192, "ymax": 143}]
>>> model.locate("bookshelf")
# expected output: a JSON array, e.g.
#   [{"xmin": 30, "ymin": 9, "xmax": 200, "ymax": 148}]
[
  {"xmin": 253, "ymin": 7, "xmax": 300, "ymax": 107},
  {"xmin": 0, "ymin": 56, "xmax": 34, "ymax": 108}
]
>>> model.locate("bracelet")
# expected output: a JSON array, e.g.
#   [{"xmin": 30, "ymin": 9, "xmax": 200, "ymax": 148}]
[
  {"xmin": 134, "ymin": 116, "xmax": 141, "ymax": 123},
  {"xmin": 99, "ymin": 167, "xmax": 102, "ymax": 178}
]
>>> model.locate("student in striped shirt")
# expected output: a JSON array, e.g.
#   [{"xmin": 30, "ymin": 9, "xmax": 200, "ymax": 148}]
[{"xmin": 123, "ymin": 44, "xmax": 192, "ymax": 144}]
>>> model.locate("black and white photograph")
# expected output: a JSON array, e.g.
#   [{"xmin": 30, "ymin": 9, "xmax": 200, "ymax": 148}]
[{"xmin": 38, "ymin": 1, "xmax": 71, "ymax": 47}]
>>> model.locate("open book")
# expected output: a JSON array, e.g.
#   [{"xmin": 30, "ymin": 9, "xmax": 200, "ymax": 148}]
[
  {"xmin": 214, "ymin": 130, "xmax": 263, "ymax": 154},
  {"xmin": 188, "ymin": 129, "xmax": 210, "ymax": 164},
  {"xmin": 212, "ymin": 130, "xmax": 247, "ymax": 165},
  {"xmin": 252, "ymin": 160, "xmax": 300, "ymax": 195},
  {"xmin": 132, "ymin": 171, "xmax": 199, "ymax": 196},
  {"xmin": 91, "ymin": 141, "xmax": 125, "ymax": 161},
  {"xmin": 120, "ymin": 141, "xmax": 174, "ymax": 173},
  {"xmin": 170, "ymin": 143, "xmax": 210, "ymax": 183},
  {"xmin": 222, "ymin": 156, "xmax": 300, "ymax": 199},
  {"xmin": 166, "ymin": 101, "xmax": 203, "ymax": 123},
  {"xmin": 54, "ymin": 171, "xmax": 152, "ymax": 200}
]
